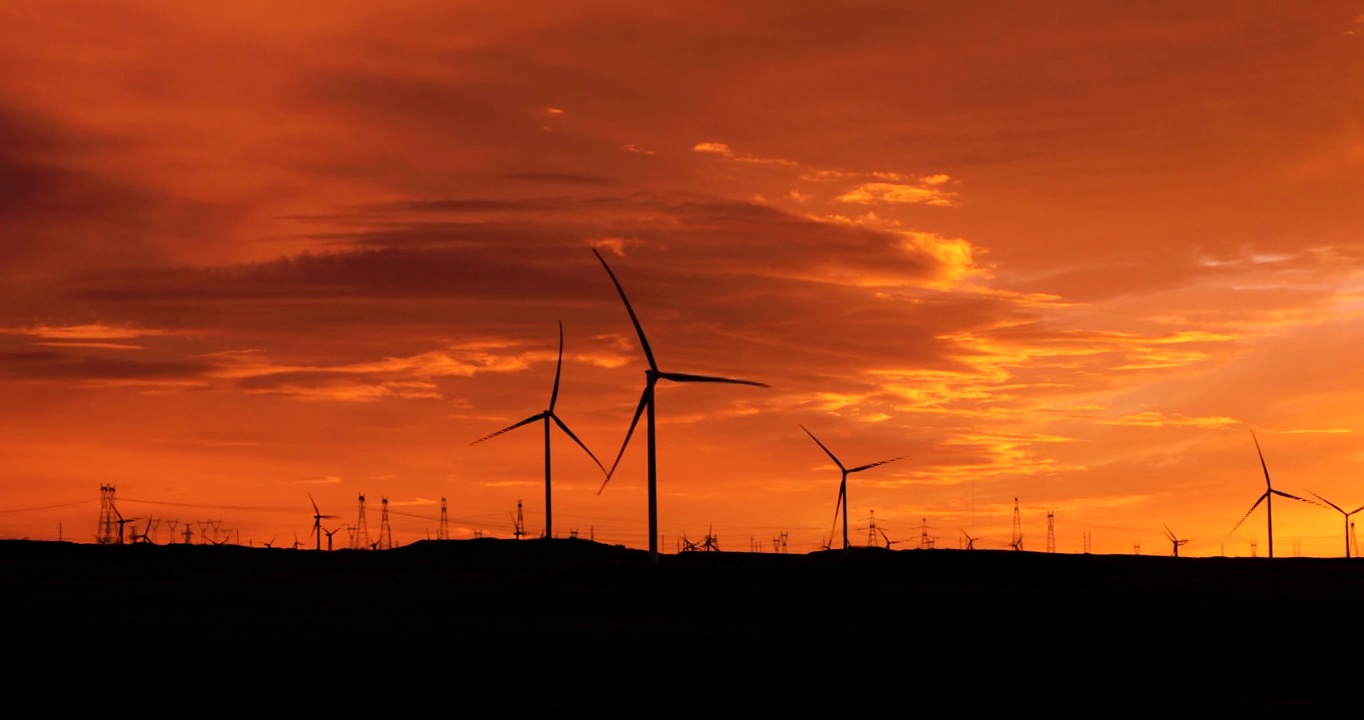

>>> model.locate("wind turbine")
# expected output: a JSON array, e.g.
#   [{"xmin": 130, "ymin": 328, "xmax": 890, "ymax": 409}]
[
  {"xmin": 961, "ymin": 530, "xmax": 979, "ymax": 550},
  {"xmin": 877, "ymin": 527, "xmax": 901, "ymax": 550},
  {"xmin": 309, "ymin": 494, "xmax": 340, "ymax": 551},
  {"xmin": 1306, "ymin": 490, "xmax": 1364, "ymax": 558},
  {"xmin": 593, "ymin": 248, "xmax": 769, "ymax": 562},
  {"xmin": 470, "ymin": 321, "xmax": 607, "ymax": 540},
  {"xmin": 1163, "ymin": 524, "xmax": 1190, "ymax": 557},
  {"xmin": 1229, "ymin": 430, "xmax": 1314, "ymax": 558},
  {"xmin": 800, "ymin": 424, "xmax": 906, "ymax": 550},
  {"xmin": 322, "ymin": 526, "xmax": 341, "ymax": 552}
]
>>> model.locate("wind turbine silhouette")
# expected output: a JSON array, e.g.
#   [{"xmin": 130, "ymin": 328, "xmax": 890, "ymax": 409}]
[
  {"xmin": 1229, "ymin": 430, "xmax": 1313, "ymax": 558},
  {"xmin": 593, "ymin": 248, "xmax": 768, "ymax": 562},
  {"xmin": 800, "ymin": 424, "xmax": 906, "ymax": 551},
  {"xmin": 1306, "ymin": 490, "xmax": 1364, "ymax": 558},
  {"xmin": 470, "ymin": 321, "xmax": 607, "ymax": 540},
  {"xmin": 309, "ymin": 494, "xmax": 339, "ymax": 551},
  {"xmin": 961, "ymin": 530, "xmax": 979, "ymax": 550},
  {"xmin": 1163, "ymin": 524, "xmax": 1190, "ymax": 557},
  {"xmin": 322, "ymin": 526, "xmax": 341, "ymax": 552}
]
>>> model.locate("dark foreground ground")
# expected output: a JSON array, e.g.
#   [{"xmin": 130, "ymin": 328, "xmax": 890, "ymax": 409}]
[{"xmin": 3, "ymin": 538, "xmax": 1356, "ymax": 715}]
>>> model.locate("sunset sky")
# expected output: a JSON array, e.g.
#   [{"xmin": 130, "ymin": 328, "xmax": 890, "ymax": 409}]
[{"xmin": 3, "ymin": 1, "xmax": 1364, "ymax": 556}]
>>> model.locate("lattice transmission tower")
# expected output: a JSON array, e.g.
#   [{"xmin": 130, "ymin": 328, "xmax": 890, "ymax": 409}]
[
  {"xmin": 353, "ymin": 493, "xmax": 371, "ymax": 549},
  {"xmin": 96, "ymin": 485, "xmax": 119, "ymax": 545},
  {"xmin": 1046, "ymin": 510, "xmax": 1055, "ymax": 553},
  {"xmin": 378, "ymin": 496, "xmax": 392, "ymax": 550},
  {"xmin": 438, "ymin": 497, "xmax": 449, "ymax": 540}
]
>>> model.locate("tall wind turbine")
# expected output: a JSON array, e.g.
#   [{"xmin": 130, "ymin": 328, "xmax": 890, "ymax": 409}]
[
  {"xmin": 593, "ymin": 248, "xmax": 769, "ymax": 562},
  {"xmin": 1229, "ymin": 430, "xmax": 1313, "ymax": 558},
  {"xmin": 470, "ymin": 321, "xmax": 607, "ymax": 540},
  {"xmin": 800, "ymin": 425, "xmax": 906, "ymax": 550},
  {"xmin": 1306, "ymin": 490, "xmax": 1364, "ymax": 558},
  {"xmin": 309, "ymin": 494, "xmax": 339, "ymax": 551}
]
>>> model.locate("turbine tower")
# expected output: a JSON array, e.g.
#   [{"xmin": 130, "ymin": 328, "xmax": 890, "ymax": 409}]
[
  {"xmin": 1010, "ymin": 498, "xmax": 1023, "ymax": 551},
  {"xmin": 1229, "ymin": 430, "xmax": 1312, "ymax": 558},
  {"xmin": 593, "ymin": 248, "xmax": 769, "ymax": 562},
  {"xmin": 470, "ymin": 321, "xmax": 607, "ymax": 540},
  {"xmin": 1306, "ymin": 490, "xmax": 1364, "ymax": 558},
  {"xmin": 800, "ymin": 425, "xmax": 906, "ymax": 550}
]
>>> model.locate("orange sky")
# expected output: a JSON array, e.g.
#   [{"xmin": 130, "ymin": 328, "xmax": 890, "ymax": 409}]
[{"xmin": 3, "ymin": 1, "xmax": 1364, "ymax": 555}]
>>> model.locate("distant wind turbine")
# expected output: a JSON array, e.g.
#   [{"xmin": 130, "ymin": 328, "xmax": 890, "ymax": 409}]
[
  {"xmin": 1306, "ymin": 490, "xmax": 1364, "ymax": 558},
  {"xmin": 1229, "ymin": 430, "xmax": 1314, "ymax": 558},
  {"xmin": 800, "ymin": 424, "xmax": 906, "ymax": 551},
  {"xmin": 470, "ymin": 321, "xmax": 607, "ymax": 540},
  {"xmin": 961, "ymin": 530, "xmax": 979, "ymax": 550},
  {"xmin": 1163, "ymin": 524, "xmax": 1190, "ymax": 557},
  {"xmin": 593, "ymin": 248, "xmax": 768, "ymax": 562},
  {"xmin": 309, "ymin": 494, "xmax": 339, "ymax": 551}
]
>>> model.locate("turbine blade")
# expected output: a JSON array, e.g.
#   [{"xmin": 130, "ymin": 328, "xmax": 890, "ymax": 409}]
[
  {"xmin": 1163, "ymin": 524, "xmax": 1176, "ymax": 543},
  {"xmin": 657, "ymin": 371, "xmax": 769, "ymax": 388},
  {"xmin": 1307, "ymin": 490, "xmax": 1344, "ymax": 514},
  {"xmin": 1251, "ymin": 428, "xmax": 1273, "ymax": 490},
  {"xmin": 470, "ymin": 412, "xmax": 546, "ymax": 445},
  {"xmin": 551, "ymin": 413, "xmax": 608, "ymax": 476},
  {"xmin": 309, "ymin": 493, "xmax": 319, "ymax": 516},
  {"xmin": 801, "ymin": 425, "xmax": 846, "ymax": 472},
  {"xmin": 849, "ymin": 456, "xmax": 908, "ymax": 473},
  {"xmin": 1228, "ymin": 492, "xmax": 1269, "ymax": 535},
  {"xmin": 549, "ymin": 320, "xmax": 564, "ymax": 413},
  {"xmin": 599, "ymin": 386, "xmax": 650, "ymax": 495},
  {"xmin": 1272, "ymin": 489, "xmax": 1316, "ymax": 506},
  {"xmin": 1349, "ymin": 506, "xmax": 1364, "ymax": 517},
  {"xmin": 593, "ymin": 248, "xmax": 658, "ymax": 372}
]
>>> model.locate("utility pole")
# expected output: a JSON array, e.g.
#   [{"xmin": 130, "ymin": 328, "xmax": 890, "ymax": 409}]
[
  {"xmin": 1133, "ymin": 542, "xmax": 1140, "ymax": 555},
  {"xmin": 1046, "ymin": 510, "xmax": 1056, "ymax": 553},
  {"xmin": 1251, "ymin": 540, "xmax": 1258, "ymax": 558},
  {"xmin": 513, "ymin": 500, "xmax": 525, "ymax": 540}
]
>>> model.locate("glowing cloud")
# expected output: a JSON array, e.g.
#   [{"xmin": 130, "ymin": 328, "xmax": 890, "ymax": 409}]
[{"xmin": 837, "ymin": 182, "xmax": 959, "ymax": 207}]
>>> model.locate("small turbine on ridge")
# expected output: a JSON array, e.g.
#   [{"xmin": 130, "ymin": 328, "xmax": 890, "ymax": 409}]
[
  {"xmin": 470, "ymin": 321, "xmax": 607, "ymax": 540},
  {"xmin": 1228, "ymin": 429, "xmax": 1315, "ymax": 558},
  {"xmin": 800, "ymin": 424, "xmax": 906, "ymax": 551}
]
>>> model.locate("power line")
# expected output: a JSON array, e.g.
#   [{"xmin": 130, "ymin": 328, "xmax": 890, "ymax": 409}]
[{"xmin": 0, "ymin": 499, "xmax": 95, "ymax": 514}]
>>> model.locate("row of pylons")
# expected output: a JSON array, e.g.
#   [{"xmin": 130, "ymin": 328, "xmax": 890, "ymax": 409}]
[{"xmin": 352, "ymin": 494, "xmax": 394, "ymax": 550}]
